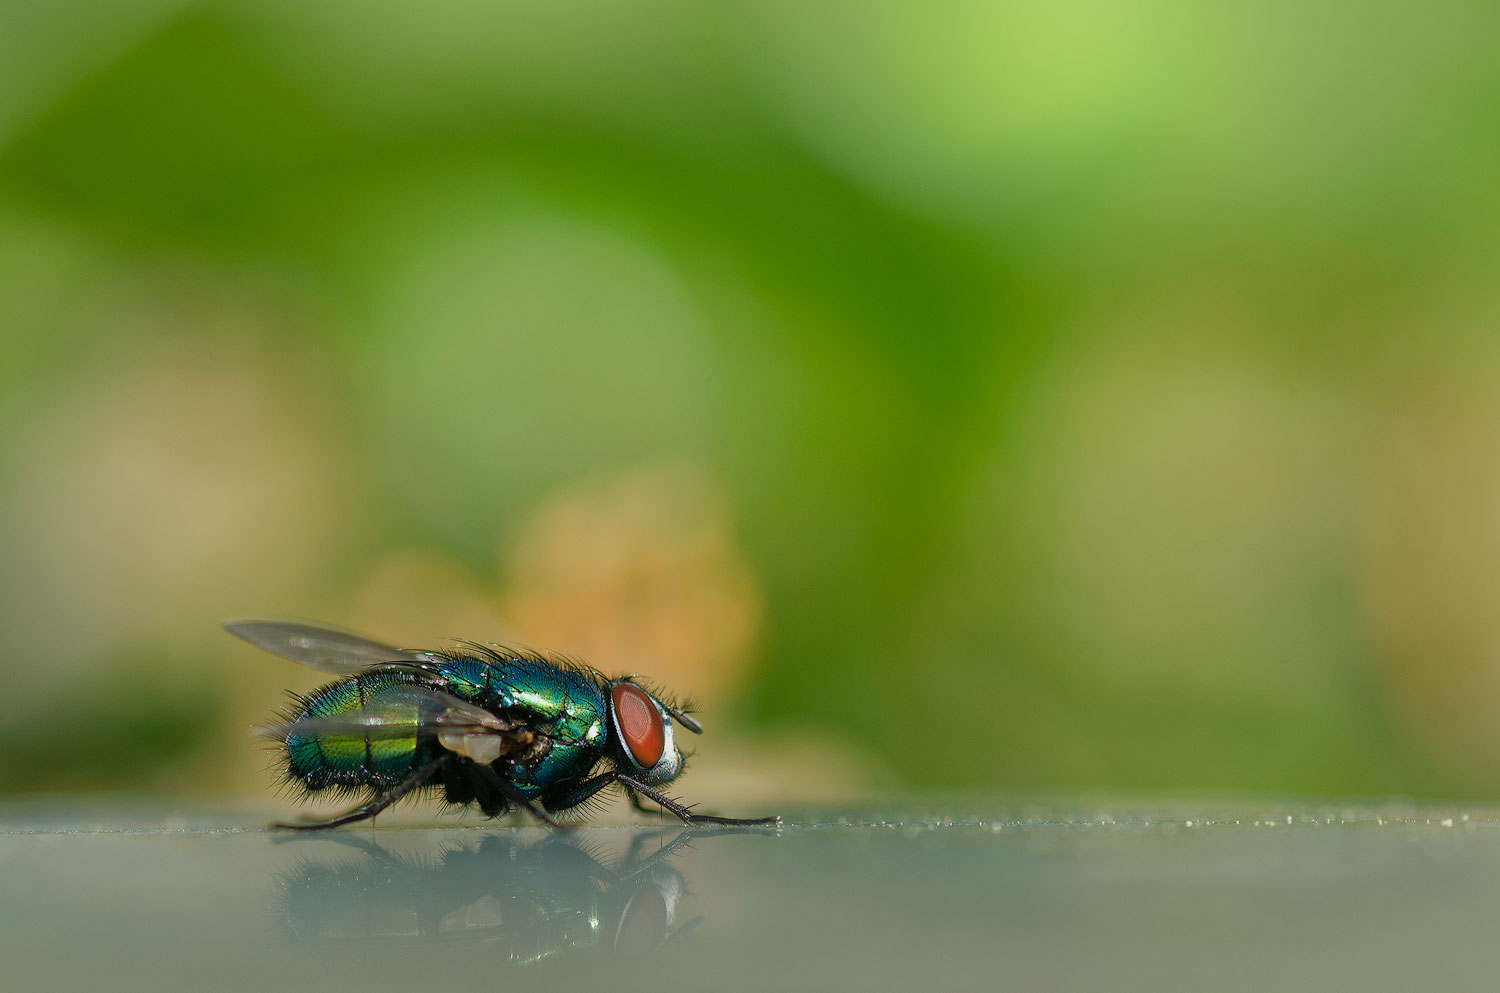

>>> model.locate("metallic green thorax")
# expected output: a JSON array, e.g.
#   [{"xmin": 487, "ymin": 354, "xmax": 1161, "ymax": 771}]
[{"xmin": 285, "ymin": 648, "xmax": 608, "ymax": 798}]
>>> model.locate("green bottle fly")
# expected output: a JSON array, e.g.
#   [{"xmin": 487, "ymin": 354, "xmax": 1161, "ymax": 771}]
[{"xmin": 226, "ymin": 619, "xmax": 780, "ymax": 830}]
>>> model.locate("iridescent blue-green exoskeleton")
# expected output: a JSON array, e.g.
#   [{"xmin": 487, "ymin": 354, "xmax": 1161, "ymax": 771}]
[{"xmin": 225, "ymin": 619, "xmax": 779, "ymax": 830}]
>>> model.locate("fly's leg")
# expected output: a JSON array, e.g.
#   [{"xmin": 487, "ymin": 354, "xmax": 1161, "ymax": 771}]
[
  {"xmin": 546, "ymin": 770, "xmax": 780, "ymax": 826},
  {"xmin": 464, "ymin": 762, "xmax": 507, "ymax": 817},
  {"xmin": 627, "ymin": 787, "xmax": 663, "ymax": 819},
  {"xmin": 616, "ymin": 774, "xmax": 780, "ymax": 826},
  {"xmin": 273, "ymin": 757, "xmax": 447, "ymax": 831},
  {"xmin": 542, "ymin": 770, "xmax": 621, "ymax": 813},
  {"xmin": 441, "ymin": 756, "xmax": 473, "ymax": 806},
  {"xmin": 469, "ymin": 763, "xmax": 563, "ymax": 827}
]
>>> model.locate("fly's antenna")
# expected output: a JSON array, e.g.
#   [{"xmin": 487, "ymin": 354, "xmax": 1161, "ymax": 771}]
[
  {"xmin": 625, "ymin": 677, "xmax": 703, "ymax": 734},
  {"xmin": 669, "ymin": 709, "xmax": 703, "ymax": 734}
]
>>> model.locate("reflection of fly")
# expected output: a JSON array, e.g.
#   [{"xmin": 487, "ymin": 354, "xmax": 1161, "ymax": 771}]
[
  {"xmin": 280, "ymin": 829, "xmax": 716, "ymax": 960},
  {"xmin": 225, "ymin": 620, "xmax": 779, "ymax": 830}
]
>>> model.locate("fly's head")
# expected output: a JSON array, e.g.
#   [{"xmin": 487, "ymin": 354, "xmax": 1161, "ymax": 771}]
[{"xmin": 607, "ymin": 680, "xmax": 702, "ymax": 786}]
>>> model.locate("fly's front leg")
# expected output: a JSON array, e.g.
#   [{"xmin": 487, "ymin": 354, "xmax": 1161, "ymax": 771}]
[
  {"xmin": 627, "ymin": 787, "xmax": 663, "ymax": 818},
  {"xmin": 545, "ymin": 771, "xmax": 781, "ymax": 826},
  {"xmin": 543, "ymin": 770, "xmax": 625, "ymax": 814},
  {"xmin": 614, "ymin": 774, "xmax": 781, "ymax": 827}
]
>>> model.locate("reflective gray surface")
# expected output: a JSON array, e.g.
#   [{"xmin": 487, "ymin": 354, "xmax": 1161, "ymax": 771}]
[{"xmin": 5, "ymin": 798, "xmax": 1500, "ymax": 991}]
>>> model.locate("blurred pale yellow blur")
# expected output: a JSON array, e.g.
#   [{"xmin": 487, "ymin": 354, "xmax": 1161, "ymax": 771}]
[{"xmin": 2, "ymin": 0, "xmax": 1499, "ymax": 802}]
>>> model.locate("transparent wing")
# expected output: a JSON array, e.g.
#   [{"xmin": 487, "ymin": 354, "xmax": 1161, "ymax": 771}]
[
  {"xmin": 274, "ymin": 683, "xmax": 527, "ymax": 765},
  {"xmin": 276, "ymin": 683, "xmax": 502, "ymax": 737},
  {"xmin": 224, "ymin": 618, "xmax": 429, "ymax": 675}
]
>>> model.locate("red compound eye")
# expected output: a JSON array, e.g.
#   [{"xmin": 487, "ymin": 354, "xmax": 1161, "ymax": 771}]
[{"xmin": 612, "ymin": 683, "xmax": 665, "ymax": 768}]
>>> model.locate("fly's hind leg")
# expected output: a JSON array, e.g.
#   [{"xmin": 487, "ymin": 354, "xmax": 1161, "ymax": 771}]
[{"xmin": 273, "ymin": 757, "xmax": 447, "ymax": 831}]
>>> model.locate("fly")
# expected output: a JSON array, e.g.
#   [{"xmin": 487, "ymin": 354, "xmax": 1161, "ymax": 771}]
[{"xmin": 225, "ymin": 619, "xmax": 780, "ymax": 830}]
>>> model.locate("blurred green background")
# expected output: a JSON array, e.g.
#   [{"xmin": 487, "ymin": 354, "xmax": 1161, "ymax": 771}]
[{"xmin": 2, "ymin": 0, "xmax": 1498, "ymax": 805}]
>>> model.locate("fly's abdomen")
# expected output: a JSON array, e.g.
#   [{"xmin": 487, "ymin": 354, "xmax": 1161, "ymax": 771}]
[{"xmin": 284, "ymin": 672, "xmax": 434, "ymax": 790}]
